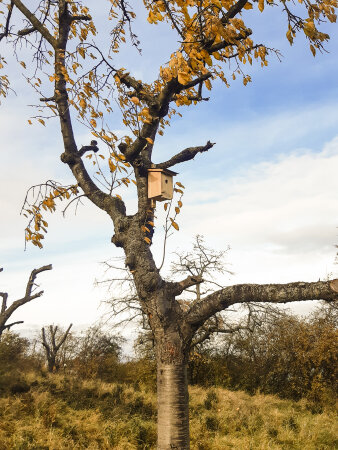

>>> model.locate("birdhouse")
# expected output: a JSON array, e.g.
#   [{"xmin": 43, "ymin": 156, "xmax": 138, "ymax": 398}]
[{"xmin": 148, "ymin": 168, "xmax": 177, "ymax": 201}]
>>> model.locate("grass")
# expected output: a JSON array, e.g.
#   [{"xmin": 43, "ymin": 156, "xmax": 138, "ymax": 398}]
[{"xmin": 0, "ymin": 372, "xmax": 336, "ymax": 449}]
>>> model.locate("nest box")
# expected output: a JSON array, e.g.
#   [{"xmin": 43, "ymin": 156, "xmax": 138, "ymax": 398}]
[{"xmin": 148, "ymin": 168, "xmax": 177, "ymax": 201}]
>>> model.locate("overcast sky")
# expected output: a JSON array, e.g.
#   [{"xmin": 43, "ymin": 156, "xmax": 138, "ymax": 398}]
[{"xmin": 1, "ymin": 3, "xmax": 337, "ymax": 336}]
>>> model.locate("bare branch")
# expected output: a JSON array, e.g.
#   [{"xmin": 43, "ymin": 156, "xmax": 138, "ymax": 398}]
[
  {"xmin": 156, "ymin": 141, "xmax": 215, "ymax": 169},
  {"xmin": 17, "ymin": 26, "xmax": 36, "ymax": 36},
  {"xmin": 11, "ymin": 0, "xmax": 57, "ymax": 48},
  {"xmin": 0, "ymin": 1, "xmax": 14, "ymax": 42},
  {"xmin": 70, "ymin": 15, "xmax": 92, "ymax": 22},
  {"xmin": 3, "ymin": 320, "xmax": 24, "ymax": 331},
  {"xmin": 0, "ymin": 264, "xmax": 52, "ymax": 337},
  {"xmin": 186, "ymin": 280, "xmax": 338, "ymax": 327},
  {"xmin": 175, "ymin": 275, "xmax": 204, "ymax": 296},
  {"xmin": 1, "ymin": 292, "xmax": 9, "ymax": 314}
]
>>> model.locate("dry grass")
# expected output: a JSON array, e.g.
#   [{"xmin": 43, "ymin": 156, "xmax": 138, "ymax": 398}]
[{"xmin": 0, "ymin": 373, "xmax": 336, "ymax": 449}]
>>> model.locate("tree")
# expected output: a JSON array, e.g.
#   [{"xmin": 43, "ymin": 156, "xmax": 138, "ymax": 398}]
[
  {"xmin": 41, "ymin": 323, "xmax": 72, "ymax": 372},
  {"xmin": 214, "ymin": 305, "xmax": 338, "ymax": 408},
  {"xmin": 72, "ymin": 325, "xmax": 124, "ymax": 380},
  {"xmin": 0, "ymin": 265, "xmax": 52, "ymax": 339},
  {"xmin": 1, "ymin": 1, "xmax": 338, "ymax": 447}
]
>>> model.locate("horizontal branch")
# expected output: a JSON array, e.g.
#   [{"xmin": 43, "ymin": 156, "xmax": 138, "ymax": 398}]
[
  {"xmin": 207, "ymin": 28, "xmax": 252, "ymax": 54},
  {"xmin": 179, "ymin": 72, "xmax": 212, "ymax": 91},
  {"xmin": 156, "ymin": 141, "xmax": 215, "ymax": 169},
  {"xmin": 17, "ymin": 26, "xmax": 36, "ymax": 36},
  {"xmin": 3, "ymin": 320, "xmax": 24, "ymax": 331},
  {"xmin": 78, "ymin": 141, "xmax": 99, "ymax": 157},
  {"xmin": 174, "ymin": 275, "xmax": 203, "ymax": 296},
  {"xmin": 71, "ymin": 15, "xmax": 92, "ymax": 22},
  {"xmin": 186, "ymin": 279, "xmax": 338, "ymax": 327}
]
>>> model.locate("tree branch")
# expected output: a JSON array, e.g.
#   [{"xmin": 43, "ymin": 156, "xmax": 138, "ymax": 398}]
[
  {"xmin": 3, "ymin": 320, "xmax": 24, "ymax": 331},
  {"xmin": 55, "ymin": 323, "xmax": 72, "ymax": 350},
  {"xmin": 0, "ymin": 292, "xmax": 8, "ymax": 314},
  {"xmin": 174, "ymin": 275, "xmax": 203, "ymax": 296},
  {"xmin": 11, "ymin": 0, "xmax": 57, "ymax": 48},
  {"xmin": 4, "ymin": 264, "xmax": 52, "ymax": 319},
  {"xmin": 0, "ymin": 1, "xmax": 14, "ymax": 42},
  {"xmin": 17, "ymin": 26, "xmax": 36, "ymax": 36},
  {"xmin": 207, "ymin": 29, "xmax": 252, "ymax": 54},
  {"xmin": 156, "ymin": 141, "xmax": 215, "ymax": 169},
  {"xmin": 186, "ymin": 279, "xmax": 338, "ymax": 327},
  {"xmin": 71, "ymin": 15, "xmax": 92, "ymax": 22},
  {"xmin": 224, "ymin": 0, "xmax": 250, "ymax": 22}
]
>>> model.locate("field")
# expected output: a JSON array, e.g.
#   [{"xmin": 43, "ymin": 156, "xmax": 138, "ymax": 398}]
[{"xmin": 0, "ymin": 372, "xmax": 336, "ymax": 449}]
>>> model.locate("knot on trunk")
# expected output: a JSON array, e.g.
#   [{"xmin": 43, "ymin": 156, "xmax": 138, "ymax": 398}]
[
  {"xmin": 60, "ymin": 152, "xmax": 76, "ymax": 165},
  {"xmin": 111, "ymin": 234, "xmax": 124, "ymax": 248}
]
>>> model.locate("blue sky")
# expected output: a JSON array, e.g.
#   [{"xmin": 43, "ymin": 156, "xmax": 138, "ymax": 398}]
[{"xmin": 0, "ymin": 3, "xmax": 337, "ymax": 334}]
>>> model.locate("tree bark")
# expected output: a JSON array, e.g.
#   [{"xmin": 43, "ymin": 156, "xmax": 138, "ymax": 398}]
[{"xmin": 157, "ymin": 362, "xmax": 190, "ymax": 449}]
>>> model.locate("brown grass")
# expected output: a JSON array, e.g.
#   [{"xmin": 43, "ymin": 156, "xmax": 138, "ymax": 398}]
[{"xmin": 0, "ymin": 372, "xmax": 336, "ymax": 449}]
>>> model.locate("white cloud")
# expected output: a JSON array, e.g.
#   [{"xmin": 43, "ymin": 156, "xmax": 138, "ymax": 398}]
[{"xmin": 175, "ymin": 136, "xmax": 338, "ymax": 284}]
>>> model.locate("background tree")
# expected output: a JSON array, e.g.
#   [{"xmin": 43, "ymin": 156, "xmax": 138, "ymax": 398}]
[
  {"xmin": 71, "ymin": 325, "xmax": 124, "ymax": 380},
  {"xmin": 212, "ymin": 303, "xmax": 338, "ymax": 409},
  {"xmin": 1, "ymin": 1, "xmax": 338, "ymax": 447},
  {"xmin": 0, "ymin": 265, "xmax": 52, "ymax": 339},
  {"xmin": 41, "ymin": 323, "xmax": 72, "ymax": 372},
  {"xmin": 0, "ymin": 331, "xmax": 30, "ymax": 395}
]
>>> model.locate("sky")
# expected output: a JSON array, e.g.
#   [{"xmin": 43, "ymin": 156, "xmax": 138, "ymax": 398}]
[{"xmin": 0, "ymin": 2, "xmax": 337, "ymax": 341}]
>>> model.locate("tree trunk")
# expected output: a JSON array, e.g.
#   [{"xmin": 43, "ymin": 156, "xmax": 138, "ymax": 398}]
[{"xmin": 157, "ymin": 362, "xmax": 190, "ymax": 449}]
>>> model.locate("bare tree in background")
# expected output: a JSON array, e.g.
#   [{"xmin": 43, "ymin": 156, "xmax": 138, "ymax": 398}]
[
  {"xmin": 0, "ymin": 265, "xmax": 52, "ymax": 339},
  {"xmin": 41, "ymin": 323, "xmax": 72, "ymax": 372},
  {"xmin": 102, "ymin": 236, "xmax": 284, "ymax": 360}
]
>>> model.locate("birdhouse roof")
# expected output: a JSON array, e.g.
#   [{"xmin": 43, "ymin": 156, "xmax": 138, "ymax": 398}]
[{"xmin": 148, "ymin": 168, "xmax": 178, "ymax": 176}]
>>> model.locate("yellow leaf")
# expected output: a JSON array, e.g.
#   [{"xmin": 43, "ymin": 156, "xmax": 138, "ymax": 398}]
[
  {"xmin": 78, "ymin": 47, "xmax": 86, "ymax": 59},
  {"xmin": 20, "ymin": 61, "xmax": 26, "ymax": 69},
  {"xmin": 146, "ymin": 137, "xmax": 154, "ymax": 145},
  {"xmin": 164, "ymin": 202, "xmax": 169, "ymax": 211},
  {"xmin": 131, "ymin": 96, "xmax": 140, "ymax": 105},
  {"xmin": 90, "ymin": 119, "xmax": 97, "ymax": 127},
  {"xmin": 176, "ymin": 182, "xmax": 185, "ymax": 188},
  {"xmin": 144, "ymin": 237, "xmax": 151, "ymax": 244},
  {"xmin": 38, "ymin": 119, "xmax": 45, "ymax": 126},
  {"xmin": 178, "ymin": 200, "xmax": 183, "ymax": 207},
  {"xmin": 171, "ymin": 220, "xmax": 179, "ymax": 231},
  {"xmin": 177, "ymin": 71, "xmax": 190, "ymax": 85},
  {"xmin": 244, "ymin": 2, "xmax": 253, "ymax": 9},
  {"xmin": 258, "ymin": 0, "xmax": 264, "ymax": 12},
  {"xmin": 27, "ymin": 120, "xmax": 32, "ymax": 125},
  {"xmin": 204, "ymin": 79, "xmax": 212, "ymax": 91},
  {"xmin": 286, "ymin": 28, "xmax": 293, "ymax": 45},
  {"xmin": 310, "ymin": 44, "xmax": 316, "ymax": 57},
  {"xmin": 175, "ymin": 207, "xmax": 180, "ymax": 214},
  {"xmin": 79, "ymin": 98, "xmax": 87, "ymax": 109}
]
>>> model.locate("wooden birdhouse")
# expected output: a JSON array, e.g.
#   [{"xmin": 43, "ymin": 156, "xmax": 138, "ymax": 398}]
[{"xmin": 148, "ymin": 168, "xmax": 177, "ymax": 202}]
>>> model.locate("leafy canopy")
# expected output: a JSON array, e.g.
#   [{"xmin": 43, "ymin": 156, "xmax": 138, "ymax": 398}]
[{"xmin": 0, "ymin": 0, "xmax": 336, "ymax": 248}]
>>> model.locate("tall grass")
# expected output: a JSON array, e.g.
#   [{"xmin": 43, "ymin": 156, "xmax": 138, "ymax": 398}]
[{"xmin": 0, "ymin": 372, "xmax": 336, "ymax": 449}]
